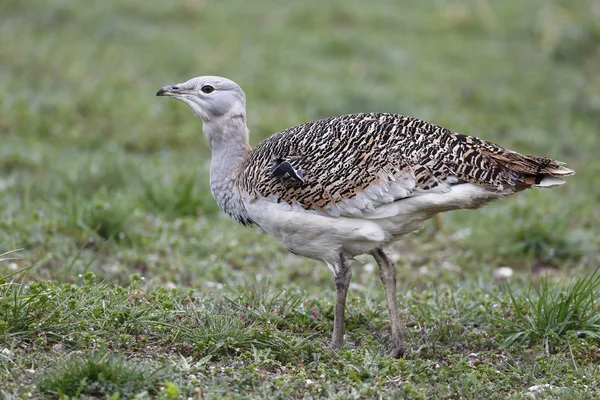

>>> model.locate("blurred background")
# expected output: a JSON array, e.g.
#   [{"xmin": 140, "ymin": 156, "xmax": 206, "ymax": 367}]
[{"xmin": 1, "ymin": 0, "xmax": 599, "ymax": 289}]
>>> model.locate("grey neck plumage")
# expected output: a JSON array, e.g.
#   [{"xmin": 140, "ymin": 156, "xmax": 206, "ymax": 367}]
[{"xmin": 203, "ymin": 112, "xmax": 254, "ymax": 225}]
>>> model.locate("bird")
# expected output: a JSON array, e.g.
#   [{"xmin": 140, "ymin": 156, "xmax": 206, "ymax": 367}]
[{"xmin": 157, "ymin": 76, "xmax": 574, "ymax": 357}]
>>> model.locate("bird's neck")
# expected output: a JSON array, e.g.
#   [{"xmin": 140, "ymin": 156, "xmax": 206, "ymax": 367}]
[{"xmin": 204, "ymin": 112, "xmax": 253, "ymax": 225}]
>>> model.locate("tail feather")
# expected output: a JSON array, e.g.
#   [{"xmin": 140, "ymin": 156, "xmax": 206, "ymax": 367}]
[
  {"xmin": 483, "ymin": 149, "xmax": 575, "ymax": 189},
  {"xmin": 531, "ymin": 175, "xmax": 567, "ymax": 188}
]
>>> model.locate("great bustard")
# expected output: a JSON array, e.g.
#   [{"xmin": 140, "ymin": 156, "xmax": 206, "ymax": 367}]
[{"xmin": 157, "ymin": 76, "xmax": 574, "ymax": 357}]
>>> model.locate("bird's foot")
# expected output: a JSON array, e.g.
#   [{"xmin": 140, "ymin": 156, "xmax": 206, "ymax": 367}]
[
  {"xmin": 385, "ymin": 340, "xmax": 406, "ymax": 358},
  {"xmin": 327, "ymin": 341, "xmax": 343, "ymax": 357},
  {"xmin": 330, "ymin": 339, "xmax": 343, "ymax": 351}
]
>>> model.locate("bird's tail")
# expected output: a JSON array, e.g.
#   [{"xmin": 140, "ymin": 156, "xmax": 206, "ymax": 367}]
[{"xmin": 484, "ymin": 150, "xmax": 575, "ymax": 188}]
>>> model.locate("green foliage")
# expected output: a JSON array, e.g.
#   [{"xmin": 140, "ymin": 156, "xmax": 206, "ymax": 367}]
[
  {"xmin": 160, "ymin": 381, "xmax": 181, "ymax": 400},
  {"xmin": 38, "ymin": 352, "xmax": 173, "ymax": 398},
  {"xmin": 56, "ymin": 194, "xmax": 135, "ymax": 242},
  {"xmin": 139, "ymin": 171, "xmax": 218, "ymax": 217},
  {"xmin": 450, "ymin": 193, "xmax": 591, "ymax": 265},
  {"xmin": 496, "ymin": 268, "xmax": 600, "ymax": 352},
  {"xmin": 182, "ymin": 283, "xmax": 317, "ymax": 362},
  {"xmin": 0, "ymin": 266, "xmax": 598, "ymax": 398},
  {"xmin": 229, "ymin": 278, "xmax": 308, "ymax": 328}
]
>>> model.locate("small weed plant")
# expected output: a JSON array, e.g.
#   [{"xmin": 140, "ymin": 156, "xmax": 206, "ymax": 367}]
[{"xmin": 496, "ymin": 268, "xmax": 600, "ymax": 352}]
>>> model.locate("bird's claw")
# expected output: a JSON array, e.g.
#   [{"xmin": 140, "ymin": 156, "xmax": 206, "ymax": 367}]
[{"xmin": 386, "ymin": 341, "xmax": 407, "ymax": 358}]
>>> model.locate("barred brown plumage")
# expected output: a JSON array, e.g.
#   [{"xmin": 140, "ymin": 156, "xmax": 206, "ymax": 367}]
[
  {"xmin": 157, "ymin": 75, "xmax": 574, "ymax": 358},
  {"xmin": 237, "ymin": 112, "xmax": 572, "ymax": 216}
]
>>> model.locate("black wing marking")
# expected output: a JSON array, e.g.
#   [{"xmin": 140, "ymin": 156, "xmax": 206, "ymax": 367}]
[{"xmin": 269, "ymin": 159, "xmax": 305, "ymax": 183}]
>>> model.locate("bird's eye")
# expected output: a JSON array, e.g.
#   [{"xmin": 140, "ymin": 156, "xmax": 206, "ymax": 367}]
[{"xmin": 201, "ymin": 85, "xmax": 214, "ymax": 94}]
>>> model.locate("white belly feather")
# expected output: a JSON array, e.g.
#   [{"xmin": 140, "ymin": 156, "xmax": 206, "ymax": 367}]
[
  {"xmin": 245, "ymin": 199, "xmax": 386, "ymax": 272},
  {"xmin": 245, "ymin": 183, "xmax": 513, "ymax": 272}
]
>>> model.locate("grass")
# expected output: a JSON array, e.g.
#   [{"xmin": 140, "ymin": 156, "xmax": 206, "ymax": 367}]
[
  {"xmin": 1, "ymin": 0, "xmax": 599, "ymax": 397},
  {"xmin": 38, "ymin": 353, "xmax": 176, "ymax": 399},
  {"xmin": 1, "ymin": 268, "xmax": 599, "ymax": 398},
  {"xmin": 496, "ymin": 268, "xmax": 600, "ymax": 352}
]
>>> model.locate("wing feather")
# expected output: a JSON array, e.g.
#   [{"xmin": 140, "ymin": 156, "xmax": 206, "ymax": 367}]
[{"xmin": 236, "ymin": 113, "xmax": 573, "ymax": 217}]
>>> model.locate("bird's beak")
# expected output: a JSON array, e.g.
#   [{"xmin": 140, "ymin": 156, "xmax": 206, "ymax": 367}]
[{"xmin": 156, "ymin": 85, "xmax": 181, "ymax": 97}]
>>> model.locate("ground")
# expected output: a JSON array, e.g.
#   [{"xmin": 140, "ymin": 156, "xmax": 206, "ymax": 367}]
[{"xmin": 1, "ymin": 0, "xmax": 600, "ymax": 398}]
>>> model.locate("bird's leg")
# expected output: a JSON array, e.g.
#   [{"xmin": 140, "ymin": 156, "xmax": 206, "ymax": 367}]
[
  {"xmin": 371, "ymin": 248, "xmax": 407, "ymax": 358},
  {"xmin": 331, "ymin": 253, "xmax": 352, "ymax": 350}
]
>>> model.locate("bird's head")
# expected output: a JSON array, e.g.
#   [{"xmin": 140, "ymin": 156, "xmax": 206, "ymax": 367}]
[{"xmin": 156, "ymin": 76, "xmax": 246, "ymax": 122}]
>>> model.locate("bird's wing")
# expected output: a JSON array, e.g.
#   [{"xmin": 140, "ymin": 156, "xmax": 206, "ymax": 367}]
[{"xmin": 237, "ymin": 113, "xmax": 573, "ymax": 217}]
